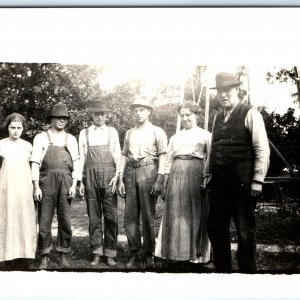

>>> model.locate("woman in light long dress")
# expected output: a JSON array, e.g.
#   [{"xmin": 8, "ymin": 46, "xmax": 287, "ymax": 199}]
[
  {"xmin": 0, "ymin": 113, "xmax": 37, "ymax": 268},
  {"xmin": 156, "ymin": 101, "xmax": 211, "ymax": 266}
]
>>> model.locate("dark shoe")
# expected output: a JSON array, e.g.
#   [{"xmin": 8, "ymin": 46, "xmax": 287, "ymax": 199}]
[
  {"xmin": 106, "ymin": 257, "xmax": 117, "ymax": 267},
  {"xmin": 125, "ymin": 252, "xmax": 139, "ymax": 269},
  {"xmin": 4, "ymin": 260, "xmax": 15, "ymax": 270},
  {"xmin": 90, "ymin": 255, "xmax": 101, "ymax": 267},
  {"xmin": 59, "ymin": 253, "xmax": 70, "ymax": 267},
  {"xmin": 39, "ymin": 255, "xmax": 49, "ymax": 269},
  {"xmin": 145, "ymin": 254, "xmax": 155, "ymax": 269},
  {"xmin": 15, "ymin": 258, "xmax": 30, "ymax": 270}
]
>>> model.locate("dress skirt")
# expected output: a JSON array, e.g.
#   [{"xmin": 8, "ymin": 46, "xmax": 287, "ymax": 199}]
[
  {"xmin": 158, "ymin": 158, "xmax": 210, "ymax": 262},
  {"xmin": 0, "ymin": 139, "xmax": 37, "ymax": 261}
]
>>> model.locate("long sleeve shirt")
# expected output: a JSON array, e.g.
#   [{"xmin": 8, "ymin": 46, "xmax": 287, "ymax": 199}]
[
  {"xmin": 164, "ymin": 126, "xmax": 211, "ymax": 175},
  {"xmin": 224, "ymin": 105, "xmax": 270, "ymax": 183},
  {"xmin": 30, "ymin": 130, "xmax": 80, "ymax": 181},
  {"xmin": 78, "ymin": 124, "xmax": 121, "ymax": 181},
  {"xmin": 121, "ymin": 121, "xmax": 168, "ymax": 175}
]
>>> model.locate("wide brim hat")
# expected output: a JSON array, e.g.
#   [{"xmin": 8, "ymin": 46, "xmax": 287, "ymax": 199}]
[
  {"xmin": 47, "ymin": 102, "xmax": 70, "ymax": 119},
  {"xmin": 86, "ymin": 100, "xmax": 111, "ymax": 112},
  {"xmin": 210, "ymin": 72, "xmax": 242, "ymax": 89},
  {"xmin": 129, "ymin": 98, "xmax": 154, "ymax": 111}
]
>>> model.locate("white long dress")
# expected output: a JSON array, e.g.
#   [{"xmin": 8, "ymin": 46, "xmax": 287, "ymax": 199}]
[{"xmin": 0, "ymin": 138, "xmax": 37, "ymax": 261}]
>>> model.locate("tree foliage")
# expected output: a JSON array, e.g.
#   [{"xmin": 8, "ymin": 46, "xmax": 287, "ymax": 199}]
[
  {"xmin": 0, "ymin": 63, "xmax": 185, "ymax": 145},
  {"xmin": 0, "ymin": 63, "xmax": 102, "ymax": 142},
  {"xmin": 266, "ymin": 67, "xmax": 300, "ymax": 105},
  {"xmin": 261, "ymin": 107, "xmax": 300, "ymax": 175},
  {"xmin": 262, "ymin": 66, "xmax": 300, "ymax": 174},
  {"xmin": 1, "ymin": 63, "xmax": 299, "ymax": 175}
]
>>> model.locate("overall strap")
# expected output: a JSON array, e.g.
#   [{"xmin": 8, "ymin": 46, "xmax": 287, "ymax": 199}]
[
  {"xmin": 64, "ymin": 132, "xmax": 68, "ymax": 147},
  {"xmin": 85, "ymin": 128, "xmax": 90, "ymax": 147},
  {"xmin": 153, "ymin": 126, "xmax": 157, "ymax": 145},
  {"xmin": 46, "ymin": 131, "xmax": 53, "ymax": 146},
  {"xmin": 107, "ymin": 127, "xmax": 111, "ymax": 146}
]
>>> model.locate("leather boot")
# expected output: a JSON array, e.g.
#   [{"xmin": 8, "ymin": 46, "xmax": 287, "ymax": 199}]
[
  {"xmin": 90, "ymin": 254, "xmax": 101, "ymax": 267},
  {"xmin": 39, "ymin": 255, "xmax": 49, "ymax": 269},
  {"xmin": 106, "ymin": 257, "xmax": 116, "ymax": 267},
  {"xmin": 125, "ymin": 252, "xmax": 139, "ymax": 269},
  {"xmin": 4, "ymin": 260, "xmax": 15, "ymax": 270},
  {"xmin": 15, "ymin": 258, "xmax": 30, "ymax": 270},
  {"xmin": 145, "ymin": 254, "xmax": 155, "ymax": 269},
  {"xmin": 59, "ymin": 253, "xmax": 70, "ymax": 267}
]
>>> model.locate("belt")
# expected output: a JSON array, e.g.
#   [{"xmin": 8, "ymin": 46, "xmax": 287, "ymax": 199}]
[
  {"xmin": 175, "ymin": 155, "xmax": 203, "ymax": 160},
  {"xmin": 85, "ymin": 162, "xmax": 116, "ymax": 168},
  {"xmin": 127, "ymin": 159, "xmax": 156, "ymax": 169}
]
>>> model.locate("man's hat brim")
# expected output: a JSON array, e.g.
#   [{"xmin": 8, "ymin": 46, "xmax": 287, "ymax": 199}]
[
  {"xmin": 210, "ymin": 82, "xmax": 242, "ymax": 90},
  {"xmin": 47, "ymin": 114, "xmax": 70, "ymax": 119},
  {"xmin": 210, "ymin": 72, "xmax": 242, "ymax": 90},
  {"xmin": 86, "ymin": 108, "xmax": 111, "ymax": 112},
  {"xmin": 130, "ymin": 104, "xmax": 153, "ymax": 111},
  {"xmin": 86, "ymin": 100, "xmax": 111, "ymax": 112}
]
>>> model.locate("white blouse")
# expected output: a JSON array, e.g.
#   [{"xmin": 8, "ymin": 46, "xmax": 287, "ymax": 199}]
[{"xmin": 164, "ymin": 126, "xmax": 211, "ymax": 174}]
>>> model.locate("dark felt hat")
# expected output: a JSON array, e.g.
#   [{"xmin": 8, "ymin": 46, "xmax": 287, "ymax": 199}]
[
  {"xmin": 48, "ymin": 102, "xmax": 70, "ymax": 119},
  {"xmin": 210, "ymin": 72, "xmax": 242, "ymax": 89},
  {"xmin": 129, "ymin": 98, "xmax": 154, "ymax": 111},
  {"xmin": 86, "ymin": 101, "xmax": 111, "ymax": 112}
]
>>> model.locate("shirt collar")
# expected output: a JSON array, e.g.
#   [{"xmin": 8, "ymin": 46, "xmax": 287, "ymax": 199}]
[
  {"xmin": 183, "ymin": 125, "xmax": 198, "ymax": 132},
  {"xmin": 135, "ymin": 120, "xmax": 152, "ymax": 130},
  {"xmin": 224, "ymin": 102, "xmax": 239, "ymax": 118},
  {"xmin": 91, "ymin": 124, "xmax": 107, "ymax": 131}
]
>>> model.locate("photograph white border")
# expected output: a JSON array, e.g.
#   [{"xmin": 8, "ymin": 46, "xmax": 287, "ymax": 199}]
[{"xmin": 1, "ymin": 7, "xmax": 300, "ymax": 299}]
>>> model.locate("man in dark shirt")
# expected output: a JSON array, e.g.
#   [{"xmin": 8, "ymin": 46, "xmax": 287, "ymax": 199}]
[{"xmin": 207, "ymin": 72, "xmax": 270, "ymax": 272}]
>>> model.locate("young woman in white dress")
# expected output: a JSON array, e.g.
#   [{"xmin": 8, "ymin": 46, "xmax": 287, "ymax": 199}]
[{"xmin": 0, "ymin": 113, "xmax": 37, "ymax": 269}]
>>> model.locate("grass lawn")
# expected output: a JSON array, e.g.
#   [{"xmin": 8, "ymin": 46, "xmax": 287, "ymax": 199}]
[
  {"xmin": 1, "ymin": 195, "xmax": 299, "ymax": 273},
  {"xmin": 38, "ymin": 196, "xmax": 300, "ymax": 272}
]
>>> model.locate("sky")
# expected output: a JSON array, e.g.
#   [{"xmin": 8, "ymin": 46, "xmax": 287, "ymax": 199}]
[
  {"xmin": 98, "ymin": 64, "xmax": 300, "ymax": 116},
  {"xmin": 1, "ymin": 8, "xmax": 300, "ymax": 118}
]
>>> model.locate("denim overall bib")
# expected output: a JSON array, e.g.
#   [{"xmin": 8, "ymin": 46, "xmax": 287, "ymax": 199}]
[
  {"xmin": 38, "ymin": 132, "xmax": 73, "ymax": 255},
  {"xmin": 84, "ymin": 127, "xmax": 118, "ymax": 257}
]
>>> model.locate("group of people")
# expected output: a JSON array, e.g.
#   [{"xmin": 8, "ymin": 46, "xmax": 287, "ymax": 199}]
[{"xmin": 0, "ymin": 72, "xmax": 270, "ymax": 272}]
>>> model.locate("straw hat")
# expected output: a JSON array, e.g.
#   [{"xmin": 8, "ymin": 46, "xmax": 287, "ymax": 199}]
[{"xmin": 129, "ymin": 98, "xmax": 154, "ymax": 111}]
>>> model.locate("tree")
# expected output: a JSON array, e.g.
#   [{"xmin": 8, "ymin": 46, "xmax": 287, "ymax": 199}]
[
  {"xmin": 261, "ymin": 107, "xmax": 300, "ymax": 175},
  {"xmin": 265, "ymin": 67, "xmax": 300, "ymax": 105},
  {"xmin": 4, "ymin": 61, "xmax": 299, "ymax": 177},
  {"xmin": 0, "ymin": 63, "xmax": 102, "ymax": 141},
  {"xmin": 0, "ymin": 63, "xmax": 186, "ymax": 145}
]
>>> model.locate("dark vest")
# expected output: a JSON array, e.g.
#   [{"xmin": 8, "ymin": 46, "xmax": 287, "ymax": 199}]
[{"xmin": 211, "ymin": 102, "xmax": 254, "ymax": 166}]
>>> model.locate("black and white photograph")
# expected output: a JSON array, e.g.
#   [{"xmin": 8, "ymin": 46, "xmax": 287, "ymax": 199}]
[{"xmin": 0, "ymin": 7, "xmax": 300, "ymax": 300}]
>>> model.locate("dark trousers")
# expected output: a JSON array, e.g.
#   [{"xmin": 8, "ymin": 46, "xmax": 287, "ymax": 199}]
[
  {"xmin": 38, "ymin": 171, "xmax": 72, "ymax": 254},
  {"xmin": 85, "ymin": 166, "xmax": 118, "ymax": 257},
  {"xmin": 124, "ymin": 163, "xmax": 157, "ymax": 255},
  {"xmin": 207, "ymin": 161, "xmax": 256, "ymax": 272}
]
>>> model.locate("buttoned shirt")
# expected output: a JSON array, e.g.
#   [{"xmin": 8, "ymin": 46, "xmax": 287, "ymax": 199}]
[
  {"xmin": 221, "ymin": 104, "xmax": 270, "ymax": 183},
  {"xmin": 30, "ymin": 130, "xmax": 80, "ymax": 181},
  {"xmin": 121, "ymin": 121, "xmax": 168, "ymax": 175},
  {"xmin": 164, "ymin": 126, "xmax": 211, "ymax": 174},
  {"xmin": 78, "ymin": 124, "xmax": 121, "ymax": 181}
]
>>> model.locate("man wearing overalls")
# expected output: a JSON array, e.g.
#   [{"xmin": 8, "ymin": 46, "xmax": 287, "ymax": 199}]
[
  {"xmin": 78, "ymin": 100, "xmax": 121, "ymax": 267},
  {"xmin": 31, "ymin": 102, "xmax": 80, "ymax": 269},
  {"xmin": 118, "ymin": 98, "xmax": 168, "ymax": 269}
]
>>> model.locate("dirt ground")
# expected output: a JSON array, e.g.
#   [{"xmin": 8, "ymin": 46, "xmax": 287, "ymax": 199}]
[{"xmin": 1, "ymin": 196, "xmax": 300, "ymax": 273}]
